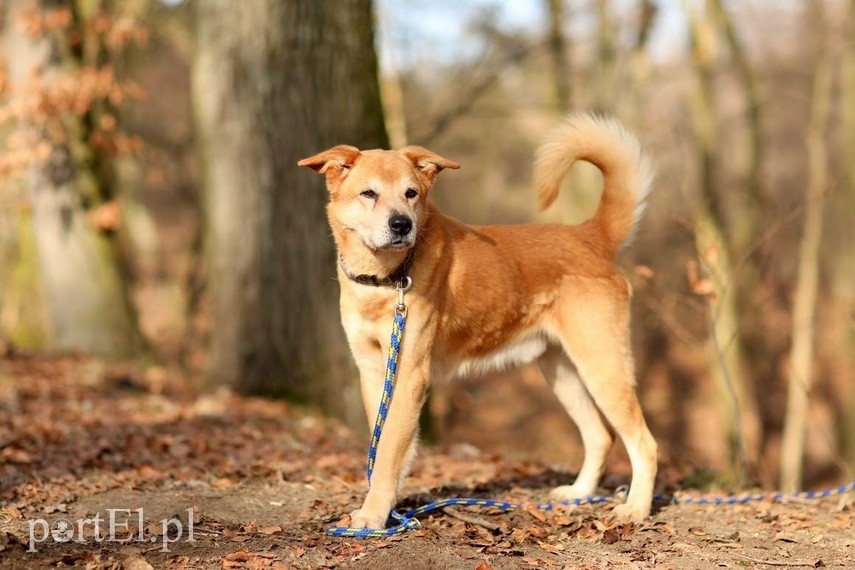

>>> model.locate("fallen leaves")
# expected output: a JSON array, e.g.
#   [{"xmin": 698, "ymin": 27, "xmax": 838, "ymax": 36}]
[
  {"xmin": 1, "ymin": 354, "xmax": 854, "ymax": 568},
  {"xmin": 221, "ymin": 549, "xmax": 281, "ymax": 569},
  {"xmin": 122, "ymin": 554, "xmax": 154, "ymax": 570}
]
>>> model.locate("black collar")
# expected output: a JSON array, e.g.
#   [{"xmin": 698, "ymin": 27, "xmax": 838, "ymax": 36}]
[{"xmin": 338, "ymin": 248, "xmax": 416, "ymax": 287}]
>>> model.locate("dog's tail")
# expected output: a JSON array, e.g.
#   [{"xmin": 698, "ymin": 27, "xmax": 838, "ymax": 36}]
[{"xmin": 534, "ymin": 113, "xmax": 654, "ymax": 254}]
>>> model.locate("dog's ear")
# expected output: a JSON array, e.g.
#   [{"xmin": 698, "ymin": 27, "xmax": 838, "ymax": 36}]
[
  {"xmin": 400, "ymin": 146, "xmax": 460, "ymax": 183},
  {"xmin": 298, "ymin": 145, "xmax": 361, "ymax": 185}
]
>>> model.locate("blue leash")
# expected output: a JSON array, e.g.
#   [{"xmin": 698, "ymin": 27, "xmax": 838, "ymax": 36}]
[{"xmin": 326, "ymin": 280, "xmax": 855, "ymax": 539}]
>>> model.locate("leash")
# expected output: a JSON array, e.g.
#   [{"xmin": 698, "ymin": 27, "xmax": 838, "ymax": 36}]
[{"xmin": 325, "ymin": 277, "xmax": 855, "ymax": 539}]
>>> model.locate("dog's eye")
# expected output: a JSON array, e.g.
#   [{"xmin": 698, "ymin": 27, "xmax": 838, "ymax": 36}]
[
  {"xmin": 360, "ymin": 189, "xmax": 377, "ymax": 199},
  {"xmin": 405, "ymin": 188, "xmax": 418, "ymax": 199}
]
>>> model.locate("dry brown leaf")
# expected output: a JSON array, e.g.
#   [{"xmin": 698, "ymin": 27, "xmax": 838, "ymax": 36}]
[
  {"xmin": 686, "ymin": 260, "xmax": 715, "ymax": 296},
  {"xmin": 511, "ymin": 528, "xmax": 530, "ymax": 545},
  {"xmin": 524, "ymin": 504, "xmax": 547, "ymax": 523},
  {"xmin": 88, "ymin": 200, "xmax": 122, "ymax": 232},
  {"xmin": 122, "ymin": 554, "xmax": 154, "ymax": 570},
  {"xmin": 1, "ymin": 447, "xmax": 34, "ymax": 464},
  {"xmin": 536, "ymin": 540, "xmax": 563, "ymax": 553},
  {"xmin": 1, "ymin": 506, "xmax": 22, "ymax": 520},
  {"xmin": 602, "ymin": 528, "xmax": 619, "ymax": 544},
  {"xmin": 688, "ymin": 526, "xmax": 708, "ymax": 536},
  {"xmin": 634, "ymin": 264, "xmax": 655, "ymax": 279},
  {"xmin": 222, "ymin": 550, "xmax": 276, "ymax": 570},
  {"xmin": 211, "ymin": 477, "xmax": 235, "ymax": 489},
  {"xmin": 475, "ymin": 562, "xmax": 493, "ymax": 570},
  {"xmin": 702, "ymin": 244, "xmax": 719, "ymax": 262}
]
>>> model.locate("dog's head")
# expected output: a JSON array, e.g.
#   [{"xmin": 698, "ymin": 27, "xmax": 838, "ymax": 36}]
[{"xmin": 298, "ymin": 145, "xmax": 459, "ymax": 252}]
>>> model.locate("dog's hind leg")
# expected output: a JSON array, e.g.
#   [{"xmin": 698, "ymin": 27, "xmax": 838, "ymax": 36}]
[
  {"xmin": 552, "ymin": 293, "xmax": 657, "ymax": 522},
  {"xmin": 539, "ymin": 345, "xmax": 615, "ymax": 501}
]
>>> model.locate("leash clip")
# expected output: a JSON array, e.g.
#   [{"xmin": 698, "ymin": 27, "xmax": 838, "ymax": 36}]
[{"xmin": 395, "ymin": 276, "xmax": 412, "ymax": 315}]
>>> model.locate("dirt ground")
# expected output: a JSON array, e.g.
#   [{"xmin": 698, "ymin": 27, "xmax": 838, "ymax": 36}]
[{"xmin": 0, "ymin": 354, "xmax": 853, "ymax": 569}]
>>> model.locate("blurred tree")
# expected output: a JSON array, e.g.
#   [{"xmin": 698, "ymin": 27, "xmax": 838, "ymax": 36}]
[
  {"xmin": 376, "ymin": 3, "xmax": 408, "ymax": 149},
  {"xmin": 684, "ymin": 0, "xmax": 761, "ymax": 483},
  {"xmin": 593, "ymin": 0, "xmax": 616, "ymax": 114},
  {"xmin": 545, "ymin": 0, "xmax": 572, "ymax": 112},
  {"xmin": 842, "ymin": 0, "xmax": 855, "ymax": 473},
  {"xmin": 624, "ymin": 0, "xmax": 657, "ymax": 128},
  {"xmin": 0, "ymin": 0, "xmax": 147, "ymax": 356},
  {"xmin": 780, "ymin": 0, "xmax": 835, "ymax": 492},
  {"xmin": 710, "ymin": 0, "xmax": 765, "ymax": 253},
  {"xmin": 194, "ymin": 0, "xmax": 389, "ymax": 428}
]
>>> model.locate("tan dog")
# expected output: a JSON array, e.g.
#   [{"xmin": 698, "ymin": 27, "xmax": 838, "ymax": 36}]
[{"xmin": 298, "ymin": 113, "xmax": 657, "ymax": 529}]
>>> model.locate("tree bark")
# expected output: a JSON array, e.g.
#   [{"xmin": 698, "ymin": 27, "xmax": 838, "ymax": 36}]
[
  {"xmin": 2, "ymin": 0, "xmax": 146, "ymax": 357},
  {"xmin": 376, "ymin": 3, "xmax": 408, "ymax": 149},
  {"xmin": 709, "ymin": 0, "xmax": 765, "ymax": 253},
  {"xmin": 841, "ymin": 0, "xmax": 855, "ymax": 473},
  {"xmin": 594, "ymin": 0, "xmax": 616, "ymax": 114},
  {"xmin": 779, "ymin": 0, "xmax": 834, "ymax": 492},
  {"xmin": 194, "ymin": 0, "xmax": 389, "ymax": 428},
  {"xmin": 684, "ymin": 0, "xmax": 762, "ymax": 482},
  {"xmin": 545, "ymin": 0, "xmax": 572, "ymax": 112},
  {"xmin": 624, "ymin": 0, "xmax": 657, "ymax": 129}
]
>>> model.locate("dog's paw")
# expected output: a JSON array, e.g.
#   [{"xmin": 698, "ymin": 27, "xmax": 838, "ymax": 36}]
[
  {"xmin": 347, "ymin": 508, "xmax": 388, "ymax": 530},
  {"xmin": 611, "ymin": 502, "xmax": 649, "ymax": 523},
  {"xmin": 549, "ymin": 484, "xmax": 598, "ymax": 503}
]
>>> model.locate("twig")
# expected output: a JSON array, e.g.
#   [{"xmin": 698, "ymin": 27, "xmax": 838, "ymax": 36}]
[
  {"xmin": 442, "ymin": 507, "xmax": 500, "ymax": 531},
  {"xmin": 415, "ymin": 36, "xmax": 540, "ymax": 145},
  {"xmin": 733, "ymin": 552, "xmax": 821, "ymax": 567}
]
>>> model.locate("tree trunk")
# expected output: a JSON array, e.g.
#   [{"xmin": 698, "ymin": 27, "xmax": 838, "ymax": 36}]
[
  {"xmin": 2, "ymin": 0, "xmax": 146, "ymax": 357},
  {"xmin": 779, "ymin": 0, "xmax": 834, "ymax": 492},
  {"xmin": 194, "ymin": 0, "xmax": 389, "ymax": 429},
  {"xmin": 624, "ymin": 0, "xmax": 657, "ymax": 129},
  {"xmin": 545, "ymin": 0, "xmax": 572, "ymax": 113},
  {"xmin": 841, "ymin": 0, "xmax": 855, "ymax": 473},
  {"xmin": 376, "ymin": 4, "xmax": 408, "ymax": 149},
  {"xmin": 684, "ymin": 0, "xmax": 761, "ymax": 482},
  {"xmin": 594, "ymin": 0, "xmax": 616, "ymax": 114},
  {"xmin": 710, "ymin": 0, "xmax": 765, "ymax": 253}
]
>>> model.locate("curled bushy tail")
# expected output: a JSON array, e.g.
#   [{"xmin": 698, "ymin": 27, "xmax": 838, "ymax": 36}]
[{"xmin": 534, "ymin": 113, "xmax": 654, "ymax": 254}]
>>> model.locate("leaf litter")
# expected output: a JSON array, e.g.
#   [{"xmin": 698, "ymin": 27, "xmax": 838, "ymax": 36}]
[{"xmin": 0, "ymin": 353, "xmax": 852, "ymax": 568}]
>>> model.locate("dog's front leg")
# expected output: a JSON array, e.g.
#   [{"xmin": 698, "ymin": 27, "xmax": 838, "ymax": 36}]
[{"xmin": 350, "ymin": 352, "xmax": 430, "ymax": 529}]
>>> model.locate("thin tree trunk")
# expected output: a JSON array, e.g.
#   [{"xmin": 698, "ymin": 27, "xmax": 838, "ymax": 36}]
[
  {"xmin": 684, "ymin": 0, "xmax": 761, "ymax": 481},
  {"xmin": 594, "ymin": 0, "xmax": 616, "ymax": 114},
  {"xmin": 841, "ymin": 0, "xmax": 855, "ymax": 473},
  {"xmin": 2, "ymin": 0, "xmax": 146, "ymax": 357},
  {"xmin": 376, "ymin": 4, "xmax": 408, "ymax": 149},
  {"xmin": 624, "ymin": 0, "xmax": 657, "ymax": 129},
  {"xmin": 779, "ymin": 1, "xmax": 835, "ymax": 492},
  {"xmin": 0, "ymin": 212, "xmax": 49, "ymax": 349},
  {"xmin": 707, "ymin": 2, "xmax": 772, "ymax": 472},
  {"xmin": 710, "ymin": 0, "xmax": 765, "ymax": 252},
  {"xmin": 546, "ymin": 0, "xmax": 572, "ymax": 112},
  {"xmin": 194, "ymin": 0, "xmax": 389, "ymax": 429}
]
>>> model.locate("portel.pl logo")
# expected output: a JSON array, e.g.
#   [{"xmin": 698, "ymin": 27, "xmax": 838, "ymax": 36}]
[{"xmin": 27, "ymin": 508, "xmax": 195, "ymax": 553}]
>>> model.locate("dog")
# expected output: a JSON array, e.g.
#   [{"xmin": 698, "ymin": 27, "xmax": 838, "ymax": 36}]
[{"xmin": 298, "ymin": 113, "xmax": 658, "ymax": 529}]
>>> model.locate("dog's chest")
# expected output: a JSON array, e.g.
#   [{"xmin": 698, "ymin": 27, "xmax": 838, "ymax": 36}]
[{"xmin": 446, "ymin": 333, "xmax": 549, "ymax": 380}]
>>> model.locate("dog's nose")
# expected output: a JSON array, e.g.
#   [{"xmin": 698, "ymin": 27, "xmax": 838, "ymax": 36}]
[{"xmin": 388, "ymin": 215, "xmax": 413, "ymax": 236}]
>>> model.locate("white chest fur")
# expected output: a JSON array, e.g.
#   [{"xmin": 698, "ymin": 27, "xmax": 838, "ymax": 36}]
[{"xmin": 447, "ymin": 333, "xmax": 550, "ymax": 380}]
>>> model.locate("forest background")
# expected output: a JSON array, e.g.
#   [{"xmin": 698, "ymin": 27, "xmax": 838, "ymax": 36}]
[{"xmin": 1, "ymin": 0, "xmax": 853, "ymax": 499}]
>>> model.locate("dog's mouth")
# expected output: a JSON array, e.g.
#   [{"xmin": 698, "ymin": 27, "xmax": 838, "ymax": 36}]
[{"xmin": 380, "ymin": 238, "xmax": 413, "ymax": 251}]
